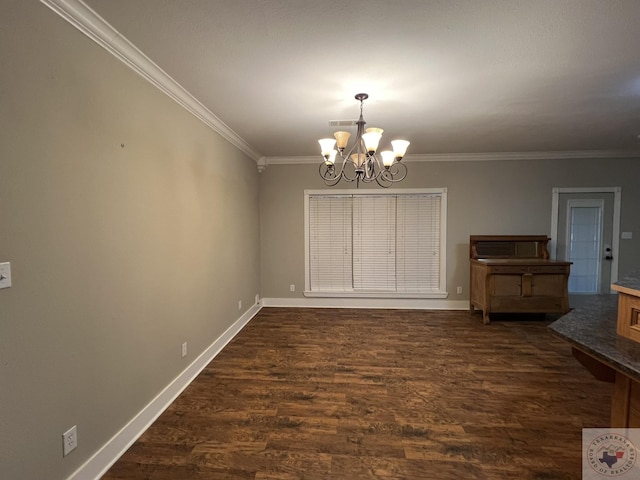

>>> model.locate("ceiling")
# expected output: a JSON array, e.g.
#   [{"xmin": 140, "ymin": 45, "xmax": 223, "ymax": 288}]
[{"xmin": 80, "ymin": 0, "xmax": 640, "ymax": 160}]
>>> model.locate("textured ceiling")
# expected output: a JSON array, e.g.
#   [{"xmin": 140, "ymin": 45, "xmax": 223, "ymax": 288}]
[{"xmin": 83, "ymin": 0, "xmax": 640, "ymax": 159}]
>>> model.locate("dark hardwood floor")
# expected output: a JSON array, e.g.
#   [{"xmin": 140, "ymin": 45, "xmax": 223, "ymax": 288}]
[{"xmin": 102, "ymin": 308, "xmax": 612, "ymax": 480}]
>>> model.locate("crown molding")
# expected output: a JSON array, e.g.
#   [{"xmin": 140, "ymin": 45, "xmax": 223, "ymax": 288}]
[
  {"xmin": 264, "ymin": 156, "xmax": 319, "ymax": 165},
  {"xmin": 35, "ymin": 0, "xmax": 640, "ymax": 169},
  {"xmin": 39, "ymin": 0, "xmax": 262, "ymax": 162},
  {"xmin": 406, "ymin": 150, "xmax": 640, "ymax": 162},
  {"xmin": 263, "ymin": 150, "xmax": 640, "ymax": 168}
]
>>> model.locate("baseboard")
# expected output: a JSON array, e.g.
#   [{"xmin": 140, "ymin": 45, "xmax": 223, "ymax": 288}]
[
  {"xmin": 66, "ymin": 303, "xmax": 262, "ymax": 480},
  {"xmin": 260, "ymin": 297, "xmax": 469, "ymax": 310}
]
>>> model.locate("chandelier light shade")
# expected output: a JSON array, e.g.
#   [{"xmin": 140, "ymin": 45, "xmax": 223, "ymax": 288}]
[{"xmin": 318, "ymin": 93, "xmax": 409, "ymax": 188}]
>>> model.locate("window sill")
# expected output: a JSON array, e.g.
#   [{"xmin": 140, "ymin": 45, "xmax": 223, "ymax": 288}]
[{"xmin": 304, "ymin": 291, "xmax": 448, "ymax": 299}]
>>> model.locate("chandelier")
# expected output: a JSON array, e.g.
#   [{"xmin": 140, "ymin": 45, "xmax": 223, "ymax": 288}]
[{"xmin": 318, "ymin": 93, "xmax": 409, "ymax": 188}]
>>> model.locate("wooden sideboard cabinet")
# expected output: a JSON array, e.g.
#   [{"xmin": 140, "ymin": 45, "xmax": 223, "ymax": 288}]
[{"xmin": 469, "ymin": 235, "xmax": 571, "ymax": 324}]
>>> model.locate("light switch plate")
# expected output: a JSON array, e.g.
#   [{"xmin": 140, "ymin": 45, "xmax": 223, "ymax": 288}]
[{"xmin": 0, "ymin": 262, "xmax": 11, "ymax": 289}]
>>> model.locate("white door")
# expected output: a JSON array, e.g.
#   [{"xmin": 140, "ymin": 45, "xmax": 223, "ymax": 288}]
[
  {"xmin": 561, "ymin": 198, "xmax": 608, "ymax": 293},
  {"xmin": 551, "ymin": 188, "xmax": 620, "ymax": 299}
]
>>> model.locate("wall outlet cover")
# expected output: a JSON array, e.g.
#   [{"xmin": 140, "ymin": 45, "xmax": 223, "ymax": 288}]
[
  {"xmin": 0, "ymin": 262, "xmax": 12, "ymax": 289},
  {"xmin": 62, "ymin": 425, "xmax": 77, "ymax": 457}
]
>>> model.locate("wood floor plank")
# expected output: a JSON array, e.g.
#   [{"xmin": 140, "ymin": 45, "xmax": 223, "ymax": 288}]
[{"xmin": 101, "ymin": 308, "xmax": 612, "ymax": 479}]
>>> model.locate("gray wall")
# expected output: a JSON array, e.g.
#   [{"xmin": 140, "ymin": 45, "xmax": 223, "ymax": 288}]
[
  {"xmin": 0, "ymin": 3, "xmax": 260, "ymax": 479},
  {"xmin": 260, "ymin": 159, "xmax": 640, "ymax": 300}
]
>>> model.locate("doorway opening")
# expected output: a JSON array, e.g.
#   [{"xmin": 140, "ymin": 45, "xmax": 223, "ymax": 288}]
[{"xmin": 550, "ymin": 187, "xmax": 621, "ymax": 304}]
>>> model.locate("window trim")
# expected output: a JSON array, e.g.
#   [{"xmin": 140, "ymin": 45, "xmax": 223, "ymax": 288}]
[{"xmin": 304, "ymin": 188, "xmax": 448, "ymax": 298}]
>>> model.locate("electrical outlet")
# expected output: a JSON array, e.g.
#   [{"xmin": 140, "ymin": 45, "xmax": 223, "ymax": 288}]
[
  {"xmin": 456, "ymin": 286, "xmax": 463, "ymax": 294},
  {"xmin": 62, "ymin": 425, "xmax": 77, "ymax": 457},
  {"xmin": 290, "ymin": 284, "xmax": 295, "ymax": 292},
  {"xmin": 0, "ymin": 262, "xmax": 11, "ymax": 289},
  {"xmin": 255, "ymin": 294, "xmax": 260, "ymax": 304},
  {"xmin": 238, "ymin": 300, "xmax": 242, "ymax": 310},
  {"xmin": 181, "ymin": 342, "xmax": 187, "ymax": 358}
]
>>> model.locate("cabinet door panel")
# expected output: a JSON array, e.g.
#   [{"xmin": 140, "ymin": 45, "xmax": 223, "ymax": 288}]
[
  {"xmin": 491, "ymin": 275, "xmax": 521, "ymax": 296},
  {"xmin": 531, "ymin": 274, "xmax": 564, "ymax": 296}
]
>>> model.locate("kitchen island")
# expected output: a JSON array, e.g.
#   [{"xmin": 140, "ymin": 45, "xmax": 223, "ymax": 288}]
[{"xmin": 549, "ymin": 271, "xmax": 640, "ymax": 427}]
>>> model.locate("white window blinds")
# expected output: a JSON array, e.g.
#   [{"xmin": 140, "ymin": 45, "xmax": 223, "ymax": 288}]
[
  {"xmin": 306, "ymin": 190, "xmax": 446, "ymax": 297},
  {"xmin": 396, "ymin": 194, "xmax": 442, "ymax": 292},
  {"xmin": 308, "ymin": 196, "xmax": 352, "ymax": 291},
  {"xmin": 353, "ymin": 195, "xmax": 397, "ymax": 291}
]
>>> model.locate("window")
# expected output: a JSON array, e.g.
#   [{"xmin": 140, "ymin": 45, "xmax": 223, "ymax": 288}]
[{"xmin": 304, "ymin": 189, "xmax": 447, "ymax": 298}]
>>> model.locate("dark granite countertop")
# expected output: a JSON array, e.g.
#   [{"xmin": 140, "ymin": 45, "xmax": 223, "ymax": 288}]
[
  {"xmin": 548, "ymin": 295, "xmax": 640, "ymax": 382},
  {"xmin": 613, "ymin": 270, "xmax": 640, "ymax": 293}
]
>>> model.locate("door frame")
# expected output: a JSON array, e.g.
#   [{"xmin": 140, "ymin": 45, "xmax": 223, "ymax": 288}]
[{"xmin": 550, "ymin": 187, "xmax": 621, "ymax": 286}]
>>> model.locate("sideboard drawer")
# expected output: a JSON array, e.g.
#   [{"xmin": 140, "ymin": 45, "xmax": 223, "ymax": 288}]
[
  {"xmin": 489, "ymin": 265, "xmax": 530, "ymax": 274},
  {"xmin": 529, "ymin": 265, "xmax": 570, "ymax": 274},
  {"xmin": 488, "ymin": 265, "xmax": 569, "ymax": 275}
]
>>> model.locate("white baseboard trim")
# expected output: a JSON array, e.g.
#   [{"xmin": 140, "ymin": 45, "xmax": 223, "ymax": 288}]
[
  {"xmin": 260, "ymin": 297, "xmax": 469, "ymax": 310},
  {"xmin": 66, "ymin": 303, "xmax": 262, "ymax": 480}
]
